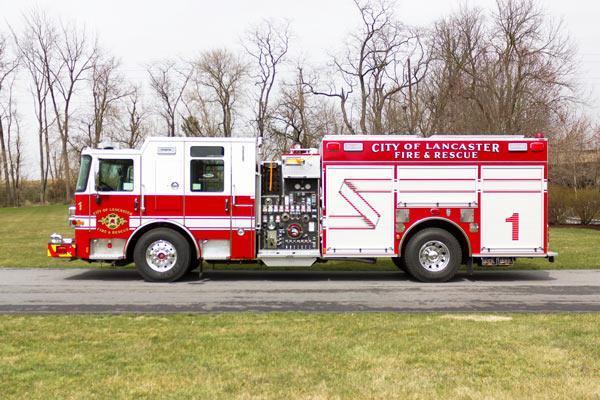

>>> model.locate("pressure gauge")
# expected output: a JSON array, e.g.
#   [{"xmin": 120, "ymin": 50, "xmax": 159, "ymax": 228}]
[{"xmin": 286, "ymin": 224, "xmax": 302, "ymax": 239}]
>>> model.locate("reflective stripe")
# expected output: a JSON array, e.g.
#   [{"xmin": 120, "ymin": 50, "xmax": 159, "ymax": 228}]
[{"xmin": 47, "ymin": 243, "xmax": 77, "ymax": 258}]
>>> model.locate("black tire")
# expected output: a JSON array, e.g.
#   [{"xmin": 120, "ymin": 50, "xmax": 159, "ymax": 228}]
[
  {"xmin": 404, "ymin": 228, "xmax": 461, "ymax": 282},
  {"xmin": 392, "ymin": 257, "xmax": 408, "ymax": 272},
  {"xmin": 187, "ymin": 257, "xmax": 201, "ymax": 273},
  {"xmin": 133, "ymin": 228, "xmax": 191, "ymax": 282}
]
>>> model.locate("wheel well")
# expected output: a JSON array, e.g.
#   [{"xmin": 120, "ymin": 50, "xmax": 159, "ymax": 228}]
[
  {"xmin": 399, "ymin": 219, "xmax": 470, "ymax": 264},
  {"xmin": 125, "ymin": 222, "xmax": 199, "ymax": 263}
]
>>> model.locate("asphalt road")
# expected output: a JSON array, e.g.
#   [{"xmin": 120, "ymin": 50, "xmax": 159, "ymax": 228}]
[{"xmin": 1, "ymin": 268, "xmax": 599, "ymax": 314}]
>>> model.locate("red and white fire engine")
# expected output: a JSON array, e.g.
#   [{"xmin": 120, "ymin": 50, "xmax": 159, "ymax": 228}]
[{"xmin": 48, "ymin": 134, "xmax": 556, "ymax": 282}]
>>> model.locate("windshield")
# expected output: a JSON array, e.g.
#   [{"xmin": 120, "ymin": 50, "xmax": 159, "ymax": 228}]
[{"xmin": 75, "ymin": 155, "xmax": 92, "ymax": 192}]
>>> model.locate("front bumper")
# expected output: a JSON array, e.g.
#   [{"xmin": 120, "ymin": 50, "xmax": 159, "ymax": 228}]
[{"xmin": 48, "ymin": 233, "xmax": 76, "ymax": 258}]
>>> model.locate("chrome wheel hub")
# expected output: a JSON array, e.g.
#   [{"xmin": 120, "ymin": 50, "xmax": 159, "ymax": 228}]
[
  {"xmin": 418, "ymin": 240, "xmax": 450, "ymax": 271},
  {"xmin": 146, "ymin": 240, "xmax": 177, "ymax": 272}
]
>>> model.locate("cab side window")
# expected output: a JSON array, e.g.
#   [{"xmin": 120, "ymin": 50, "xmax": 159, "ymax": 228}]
[
  {"xmin": 190, "ymin": 146, "xmax": 224, "ymax": 192},
  {"xmin": 98, "ymin": 159, "xmax": 134, "ymax": 192}
]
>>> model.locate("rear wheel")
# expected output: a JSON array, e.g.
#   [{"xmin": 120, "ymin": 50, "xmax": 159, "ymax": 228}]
[
  {"xmin": 134, "ymin": 228, "xmax": 191, "ymax": 282},
  {"xmin": 404, "ymin": 228, "xmax": 461, "ymax": 282}
]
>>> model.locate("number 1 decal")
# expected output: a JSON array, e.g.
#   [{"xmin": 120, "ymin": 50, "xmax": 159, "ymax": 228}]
[{"xmin": 505, "ymin": 213, "xmax": 519, "ymax": 240}]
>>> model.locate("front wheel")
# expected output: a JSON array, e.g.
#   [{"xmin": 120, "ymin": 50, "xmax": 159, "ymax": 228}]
[
  {"xmin": 404, "ymin": 228, "xmax": 461, "ymax": 282},
  {"xmin": 392, "ymin": 257, "xmax": 408, "ymax": 272},
  {"xmin": 134, "ymin": 228, "xmax": 191, "ymax": 282}
]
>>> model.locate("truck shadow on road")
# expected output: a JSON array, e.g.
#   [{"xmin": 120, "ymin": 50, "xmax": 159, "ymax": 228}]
[
  {"xmin": 195, "ymin": 269, "xmax": 554, "ymax": 283},
  {"xmin": 65, "ymin": 269, "xmax": 142, "ymax": 281},
  {"xmin": 65, "ymin": 268, "xmax": 554, "ymax": 283}
]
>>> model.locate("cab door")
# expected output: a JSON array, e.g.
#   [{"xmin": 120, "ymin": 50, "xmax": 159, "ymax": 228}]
[
  {"xmin": 89, "ymin": 154, "xmax": 141, "ymax": 259},
  {"xmin": 184, "ymin": 142, "xmax": 232, "ymax": 260}
]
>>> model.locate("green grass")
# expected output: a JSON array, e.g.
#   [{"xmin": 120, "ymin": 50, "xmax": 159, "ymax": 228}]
[
  {"xmin": 0, "ymin": 205, "xmax": 90, "ymax": 268},
  {"xmin": 2, "ymin": 206, "xmax": 600, "ymax": 399},
  {"xmin": 1, "ymin": 313, "xmax": 599, "ymax": 399},
  {"xmin": 0, "ymin": 204, "xmax": 598, "ymax": 270},
  {"xmin": 510, "ymin": 227, "xmax": 600, "ymax": 270}
]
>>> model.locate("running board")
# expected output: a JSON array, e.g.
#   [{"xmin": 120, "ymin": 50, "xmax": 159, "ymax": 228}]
[{"xmin": 258, "ymin": 250, "xmax": 319, "ymax": 267}]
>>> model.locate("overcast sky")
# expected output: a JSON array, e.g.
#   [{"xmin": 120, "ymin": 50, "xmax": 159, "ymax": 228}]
[{"xmin": 2, "ymin": 0, "xmax": 600, "ymax": 174}]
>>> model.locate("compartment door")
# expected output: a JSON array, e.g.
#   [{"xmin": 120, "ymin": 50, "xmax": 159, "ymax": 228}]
[
  {"xmin": 230, "ymin": 141, "xmax": 256, "ymax": 259},
  {"xmin": 480, "ymin": 166, "xmax": 545, "ymax": 254},
  {"xmin": 324, "ymin": 165, "xmax": 394, "ymax": 256}
]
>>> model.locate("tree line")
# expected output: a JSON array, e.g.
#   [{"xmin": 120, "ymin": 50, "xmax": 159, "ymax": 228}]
[{"xmin": 0, "ymin": 0, "xmax": 598, "ymax": 221}]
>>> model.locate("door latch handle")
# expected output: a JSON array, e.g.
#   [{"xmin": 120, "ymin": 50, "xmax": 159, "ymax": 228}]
[
  {"xmin": 134, "ymin": 198, "xmax": 139, "ymax": 212},
  {"xmin": 225, "ymin": 198, "xmax": 229, "ymax": 212}
]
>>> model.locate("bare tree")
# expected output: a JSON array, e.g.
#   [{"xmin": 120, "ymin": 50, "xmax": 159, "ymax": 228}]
[
  {"xmin": 0, "ymin": 34, "xmax": 19, "ymax": 206},
  {"xmin": 267, "ymin": 67, "xmax": 341, "ymax": 156},
  {"xmin": 422, "ymin": 0, "xmax": 576, "ymax": 136},
  {"xmin": 43, "ymin": 18, "xmax": 98, "ymax": 200},
  {"xmin": 181, "ymin": 95, "xmax": 220, "ymax": 137},
  {"xmin": 309, "ymin": 0, "xmax": 427, "ymax": 135},
  {"xmin": 418, "ymin": 6, "xmax": 486, "ymax": 135},
  {"xmin": 302, "ymin": 69, "xmax": 356, "ymax": 135},
  {"xmin": 488, "ymin": 0, "xmax": 575, "ymax": 134},
  {"xmin": 181, "ymin": 73, "xmax": 220, "ymax": 138},
  {"xmin": 148, "ymin": 59, "xmax": 192, "ymax": 137},
  {"xmin": 112, "ymin": 85, "xmax": 148, "ymax": 148},
  {"xmin": 85, "ymin": 54, "xmax": 128, "ymax": 147},
  {"xmin": 549, "ymin": 114, "xmax": 597, "ymax": 189},
  {"xmin": 0, "ymin": 84, "xmax": 23, "ymax": 207},
  {"xmin": 0, "ymin": 113, "xmax": 13, "ymax": 206},
  {"xmin": 270, "ymin": 67, "xmax": 309, "ymax": 150},
  {"xmin": 6, "ymin": 100, "xmax": 23, "ymax": 205},
  {"xmin": 243, "ymin": 19, "xmax": 291, "ymax": 137},
  {"xmin": 12, "ymin": 10, "xmax": 55, "ymax": 203},
  {"xmin": 194, "ymin": 49, "xmax": 247, "ymax": 137}
]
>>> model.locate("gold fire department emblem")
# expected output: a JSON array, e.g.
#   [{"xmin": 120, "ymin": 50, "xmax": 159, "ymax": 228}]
[{"xmin": 98, "ymin": 213, "xmax": 127, "ymax": 230}]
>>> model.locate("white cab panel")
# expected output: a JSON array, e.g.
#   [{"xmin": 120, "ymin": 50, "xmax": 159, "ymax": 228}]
[{"xmin": 230, "ymin": 141, "xmax": 256, "ymax": 197}]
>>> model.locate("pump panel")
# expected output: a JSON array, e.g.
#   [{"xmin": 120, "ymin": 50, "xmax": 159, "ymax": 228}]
[{"xmin": 259, "ymin": 174, "xmax": 320, "ymax": 252}]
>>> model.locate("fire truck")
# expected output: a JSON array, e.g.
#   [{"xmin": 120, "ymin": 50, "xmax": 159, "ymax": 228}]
[{"xmin": 48, "ymin": 134, "xmax": 556, "ymax": 282}]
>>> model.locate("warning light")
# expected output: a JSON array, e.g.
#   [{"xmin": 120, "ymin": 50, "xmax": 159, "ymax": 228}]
[
  {"xmin": 530, "ymin": 142, "xmax": 545, "ymax": 152},
  {"xmin": 534, "ymin": 133, "xmax": 544, "ymax": 138},
  {"xmin": 326, "ymin": 142, "xmax": 340, "ymax": 152}
]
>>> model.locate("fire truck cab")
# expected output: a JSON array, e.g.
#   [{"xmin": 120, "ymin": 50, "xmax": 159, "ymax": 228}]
[{"xmin": 49, "ymin": 134, "xmax": 556, "ymax": 282}]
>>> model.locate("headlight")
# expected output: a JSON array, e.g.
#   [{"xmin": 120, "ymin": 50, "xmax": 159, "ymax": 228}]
[{"xmin": 68, "ymin": 206, "xmax": 77, "ymax": 227}]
